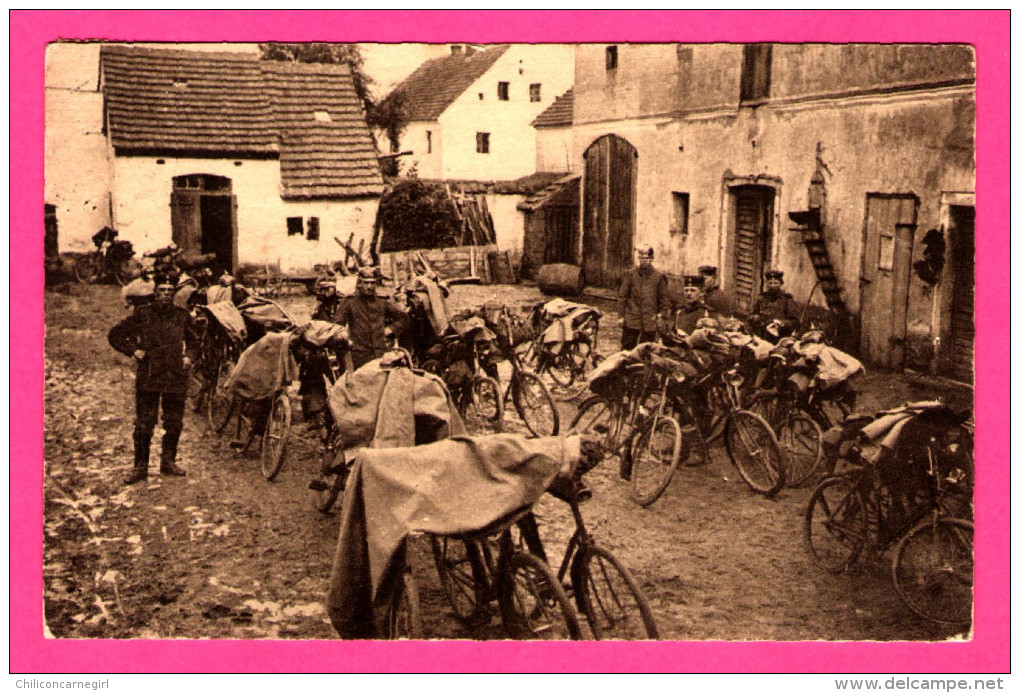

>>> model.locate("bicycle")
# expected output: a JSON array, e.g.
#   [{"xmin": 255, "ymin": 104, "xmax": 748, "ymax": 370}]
[
  {"xmin": 568, "ymin": 350, "xmax": 683, "ymax": 507},
  {"xmin": 74, "ymin": 239, "xmax": 141, "ymax": 286},
  {"xmin": 521, "ymin": 302, "xmax": 604, "ymax": 400},
  {"xmin": 803, "ymin": 405, "xmax": 973, "ymax": 625},
  {"xmin": 431, "ymin": 444, "xmax": 658, "ymax": 639},
  {"xmin": 498, "ymin": 335, "xmax": 560, "ymax": 438}
]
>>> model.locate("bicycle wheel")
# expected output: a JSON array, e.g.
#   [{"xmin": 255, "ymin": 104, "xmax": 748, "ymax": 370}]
[
  {"xmin": 749, "ymin": 393, "xmax": 824, "ymax": 487},
  {"xmin": 673, "ymin": 401, "xmax": 710, "ymax": 467},
  {"xmin": 574, "ymin": 545, "xmax": 659, "ymax": 639},
  {"xmin": 208, "ymin": 360, "xmax": 235, "ymax": 434},
  {"xmin": 464, "ymin": 375, "xmax": 503, "ymax": 433},
  {"xmin": 629, "ymin": 415, "xmax": 682, "ymax": 507},
  {"xmin": 385, "ymin": 566, "xmax": 424, "ymax": 639},
  {"xmin": 74, "ymin": 253, "xmax": 103, "ymax": 284},
  {"xmin": 431, "ymin": 537, "xmax": 495, "ymax": 623},
  {"xmin": 724, "ymin": 410, "xmax": 785, "ymax": 497},
  {"xmin": 260, "ymin": 392, "xmax": 291, "ymax": 480},
  {"xmin": 114, "ymin": 258, "xmax": 143, "ymax": 286},
  {"xmin": 892, "ymin": 517, "xmax": 974, "ymax": 626},
  {"xmin": 545, "ymin": 345, "xmax": 576, "ymax": 388},
  {"xmin": 512, "ymin": 371, "xmax": 560, "ymax": 437},
  {"xmin": 498, "ymin": 551, "xmax": 581, "ymax": 640},
  {"xmin": 568, "ymin": 396, "xmax": 617, "ymax": 456},
  {"xmin": 313, "ymin": 434, "xmax": 347, "ymax": 514},
  {"xmin": 803, "ymin": 475, "xmax": 868, "ymax": 573}
]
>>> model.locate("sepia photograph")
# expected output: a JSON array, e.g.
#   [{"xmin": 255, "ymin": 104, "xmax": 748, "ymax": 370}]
[{"xmin": 15, "ymin": 9, "xmax": 1008, "ymax": 675}]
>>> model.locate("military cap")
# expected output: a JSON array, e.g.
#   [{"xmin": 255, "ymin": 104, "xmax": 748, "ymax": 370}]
[
  {"xmin": 698, "ymin": 265, "xmax": 718, "ymax": 277},
  {"xmin": 764, "ymin": 269, "xmax": 784, "ymax": 281},
  {"xmin": 683, "ymin": 275, "xmax": 705, "ymax": 287}
]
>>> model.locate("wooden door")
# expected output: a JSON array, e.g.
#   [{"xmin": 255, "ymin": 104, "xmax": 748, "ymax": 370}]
[
  {"xmin": 170, "ymin": 190, "xmax": 202, "ymax": 254},
  {"xmin": 860, "ymin": 194, "xmax": 918, "ymax": 368},
  {"xmin": 730, "ymin": 186, "xmax": 774, "ymax": 315},
  {"xmin": 582, "ymin": 135, "xmax": 636, "ymax": 288},
  {"xmin": 947, "ymin": 205, "xmax": 974, "ymax": 382},
  {"xmin": 544, "ymin": 207, "xmax": 578, "ymax": 265}
]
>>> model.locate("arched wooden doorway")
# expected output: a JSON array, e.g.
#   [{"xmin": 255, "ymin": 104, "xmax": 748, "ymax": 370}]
[
  {"xmin": 582, "ymin": 135, "xmax": 637, "ymax": 288},
  {"xmin": 170, "ymin": 174, "xmax": 238, "ymax": 273}
]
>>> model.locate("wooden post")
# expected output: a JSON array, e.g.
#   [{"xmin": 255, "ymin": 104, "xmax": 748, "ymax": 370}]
[{"xmin": 469, "ymin": 246, "xmax": 477, "ymax": 278}]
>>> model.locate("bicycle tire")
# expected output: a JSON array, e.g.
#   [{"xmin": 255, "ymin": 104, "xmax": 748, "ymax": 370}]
[
  {"xmin": 512, "ymin": 371, "xmax": 560, "ymax": 437},
  {"xmin": 629, "ymin": 415, "xmax": 682, "ymax": 507},
  {"xmin": 747, "ymin": 392, "xmax": 824, "ymax": 487},
  {"xmin": 573, "ymin": 545, "xmax": 659, "ymax": 639},
  {"xmin": 803, "ymin": 475, "xmax": 868, "ymax": 573},
  {"xmin": 207, "ymin": 360, "xmax": 236, "ymax": 434},
  {"xmin": 74, "ymin": 253, "xmax": 103, "ymax": 284},
  {"xmin": 431, "ymin": 537, "xmax": 495, "ymax": 623},
  {"xmin": 385, "ymin": 566, "xmax": 424, "ymax": 639},
  {"xmin": 498, "ymin": 551, "xmax": 581, "ymax": 640},
  {"xmin": 313, "ymin": 435, "xmax": 347, "ymax": 514},
  {"xmin": 724, "ymin": 410, "xmax": 785, "ymax": 497},
  {"xmin": 545, "ymin": 345, "xmax": 576, "ymax": 388},
  {"xmin": 114, "ymin": 258, "xmax": 143, "ymax": 286},
  {"xmin": 260, "ymin": 393, "xmax": 291, "ymax": 481},
  {"xmin": 568, "ymin": 396, "xmax": 617, "ymax": 456},
  {"xmin": 469, "ymin": 375, "xmax": 504, "ymax": 432},
  {"xmin": 892, "ymin": 517, "xmax": 973, "ymax": 626}
]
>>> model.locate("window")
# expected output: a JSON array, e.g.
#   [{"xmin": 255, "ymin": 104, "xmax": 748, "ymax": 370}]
[
  {"xmin": 287, "ymin": 217, "xmax": 303, "ymax": 237},
  {"xmin": 425, "ymin": 130, "xmax": 432, "ymax": 154},
  {"xmin": 478, "ymin": 92, "xmax": 484, "ymax": 100},
  {"xmin": 306, "ymin": 217, "xmax": 320, "ymax": 241},
  {"xmin": 670, "ymin": 192, "xmax": 690, "ymax": 235},
  {"xmin": 498, "ymin": 82, "xmax": 509, "ymax": 100},
  {"xmin": 606, "ymin": 45, "xmax": 618, "ymax": 71},
  {"xmin": 476, "ymin": 132, "xmax": 490, "ymax": 154},
  {"xmin": 740, "ymin": 44, "xmax": 773, "ymax": 103},
  {"xmin": 529, "ymin": 83, "xmax": 542, "ymax": 102}
]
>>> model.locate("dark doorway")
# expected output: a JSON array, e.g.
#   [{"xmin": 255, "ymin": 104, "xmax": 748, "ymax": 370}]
[
  {"xmin": 170, "ymin": 175, "xmax": 237, "ymax": 273},
  {"xmin": 946, "ymin": 205, "xmax": 974, "ymax": 383},
  {"xmin": 582, "ymin": 134, "xmax": 637, "ymax": 288},
  {"xmin": 728, "ymin": 185, "xmax": 775, "ymax": 315},
  {"xmin": 544, "ymin": 207, "xmax": 579, "ymax": 265}
]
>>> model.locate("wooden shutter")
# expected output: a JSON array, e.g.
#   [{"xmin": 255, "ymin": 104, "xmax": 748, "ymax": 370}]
[
  {"xmin": 948, "ymin": 207, "xmax": 974, "ymax": 382},
  {"xmin": 732, "ymin": 190, "xmax": 767, "ymax": 314}
]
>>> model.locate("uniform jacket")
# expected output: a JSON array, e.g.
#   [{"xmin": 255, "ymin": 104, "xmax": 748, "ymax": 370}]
[
  {"xmin": 619, "ymin": 267, "xmax": 669, "ymax": 332},
  {"xmin": 675, "ymin": 301, "xmax": 717, "ymax": 336},
  {"xmin": 703, "ymin": 286, "xmax": 734, "ymax": 317},
  {"xmin": 335, "ymin": 295, "xmax": 409, "ymax": 359},
  {"xmin": 108, "ymin": 303, "xmax": 200, "ymax": 393},
  {"xmin": 752, "ymin": 290, "xmax": 799, "ymax": 324}
]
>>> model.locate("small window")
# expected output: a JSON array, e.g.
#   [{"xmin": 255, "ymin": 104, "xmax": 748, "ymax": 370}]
[
  {"xmin": 476, "ymin": 132, "xmax": 490, "ymax": 154},
  {"xmin": 287, "ymin": 217, "xmax": 303, "ymax": 237},
  {"xmin": 306, "ymin": 217, "xmax": 320, "ymax": 241},
  {"xmin": 740, "ymin": 44, "xmax": 773, "ymax": 103},
  {"xmin": 426, "ymin": 130, "xmax": 432, "ymax": 154},
  {"xmin": 606, "ymin": 45, "xmax": 618, "ymax": 71},
  {"xmin": 498, "ymin": 82, "xmax": 509, "ymax": 101},
  {"xmin": 529, "ymin": 83, "xmax": 542, "ymax": 102},
  {"xmin": 878, "ymin": 231, "xmax": 895, "ymax": 271},
  {"xmin": 478, "ymin": 92, "xmax": 484, "ymax": 100},
  {"xmin": 670, "ymin": 192, "xmax": 690, "ymax": 235}
]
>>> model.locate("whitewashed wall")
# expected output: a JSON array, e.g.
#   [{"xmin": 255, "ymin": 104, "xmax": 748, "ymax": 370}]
[
  {"xmin": 111, "ymin": 155, "xmax": 378, "ymax": 272},
  {"xmin": 535, "ymin": 125, "xmax": 575, "ymax": 173}
]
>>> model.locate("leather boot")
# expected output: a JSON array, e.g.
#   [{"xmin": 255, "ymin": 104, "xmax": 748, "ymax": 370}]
[
  {"xmin": 125, "ymin": 436, "xmax": 150, "ymax": 485},
  {"xmin": 159, "ymin": 431, "xmax": 187, "ymax": 477}
]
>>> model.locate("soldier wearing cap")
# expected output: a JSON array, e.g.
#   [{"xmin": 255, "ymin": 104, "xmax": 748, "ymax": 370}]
[
  {"xmin": 108, "ymin": 269, "xmax": 200, "ymax": 484},
  {"xmin": 698, "ymin": 265, "xmax": 733, "ymax": 317},
  {"xmin": 751, "ymin": 269, "xmax": 800, "ymax": 334},
  {"xmin": 618, "ymin": 246, "xmax": 670, "ymax": 350},
  {"xmin": 674, "ymin": 274, "xmax": 718, "ymax": 335},
  {"xmin": 334, "ymin": 267, "xmax": 409, "ymax": 369}
]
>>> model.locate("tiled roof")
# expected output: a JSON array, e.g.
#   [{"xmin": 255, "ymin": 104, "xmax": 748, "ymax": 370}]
[
  {"xmin": 384, "ymin": 45, "xmax": 511, "ymax": 121},
  {"xmin": 417, "ymin": 171, "xmax": 569, "ymax": 196},
  {"xmin": 532, "ymin": 87, "xmax": 573, "ymax": 128},
  {"xmin": 517, "ymin": 174, "xmax": 580, "ymax": 211},
  {"xmin": 100, "ymin": 45, "xmax": 383, "ymax": 198}
]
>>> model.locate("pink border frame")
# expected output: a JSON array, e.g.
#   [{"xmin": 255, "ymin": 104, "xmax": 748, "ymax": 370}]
[{"xmin": 13, "ymin": 10, "xmax": 1009, "ymax": 673}]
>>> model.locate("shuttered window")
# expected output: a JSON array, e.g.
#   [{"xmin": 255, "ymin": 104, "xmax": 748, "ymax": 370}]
[
  {"xmin": 948, "ymin": 206, "xmax": 974, "ymax": 382},
  {"xmin": 740, "ymin": 44, "xmax": 773, "ymax": 102}
]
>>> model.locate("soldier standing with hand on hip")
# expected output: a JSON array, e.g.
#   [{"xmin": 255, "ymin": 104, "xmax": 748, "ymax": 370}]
[{"xmin": 109, "ymin": 270, "xmax": 200, "ymax": 485}]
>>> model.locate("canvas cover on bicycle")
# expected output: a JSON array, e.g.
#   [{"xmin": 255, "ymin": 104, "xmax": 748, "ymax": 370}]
[
  {"xmin": 237, "ymin": 295, "xmax": 297, "ymax": 332},
  {"xmin": 538, "ymin": 299, "xmax": 601, "ymax": 354},
  {"xmin": 224, "ymin": 331, "xmax": 298, "ymax": 400},
  {"xmin": 203, "ymin": 300, "xmax": 247, "ymax": 343},
  {"xmin": 326, "ymin": 433, "xmax": 582, "ymax": 639}
]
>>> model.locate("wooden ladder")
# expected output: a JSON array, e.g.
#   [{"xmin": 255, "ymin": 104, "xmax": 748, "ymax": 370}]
[{"xmin": 790, "ymin": 209, "xmax": 847, "ymax": 314}]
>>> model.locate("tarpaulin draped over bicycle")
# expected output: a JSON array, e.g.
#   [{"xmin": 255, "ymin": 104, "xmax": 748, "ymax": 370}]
[
  {"xmin": 537, "ymin": 299, "xmax": 601, "ymax": 355},
  {"xmin": 326, "ymin": 433, "xmax": 582, "ymax": 639},
  {"xmin": 203, "ymin": 300, "xmax": 247, "ymax": 343},
  {"xmin": 224, "ymin": 332, "xmax": 298, "ymax": 400}
]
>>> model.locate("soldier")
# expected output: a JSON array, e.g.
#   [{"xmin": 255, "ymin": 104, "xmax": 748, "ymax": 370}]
[
  {"xmin": 618, "ymin": 246, "xmax": 670, "ymax": 350},
  {"xmin": 674, "ymin": 275, "xmax": 717, "ymax": 335},
  {"xmin": 108, "ymin": 270, "xmax": 200, "ymax": 485},
  {"xmin": 335, "ymin": 268, "xmax": 410, "ymax": 369},
  {"xmin": 698, "ymin": 265, "xmax": 734, "ymax": 317},
  {"xmin": 750, "ymin": 269, "xmax": 800, "ymax": 337}
]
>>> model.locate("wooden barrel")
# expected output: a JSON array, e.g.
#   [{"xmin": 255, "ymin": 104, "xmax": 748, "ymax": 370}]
[{"xmin": 538, "ymin": 263, "xmax": 585, "ymax": 296}]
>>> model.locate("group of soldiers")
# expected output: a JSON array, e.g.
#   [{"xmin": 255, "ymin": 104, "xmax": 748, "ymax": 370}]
[
  {"xmin": 618, "ymin": 246, "xmax": 800, "ymax": 349},
  {"xmin": 108, "ymin": 266, "xmax": 408, "ymax": 486}
]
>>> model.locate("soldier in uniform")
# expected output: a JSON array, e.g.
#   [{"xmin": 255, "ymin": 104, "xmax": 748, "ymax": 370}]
[
  {"xmin": 750, "ymin": 269, "xmax": 800, "ymax": 337},
  {"xmin": 618, "ymin": 246, "xmax": 670, "ymax": 350},
  {"xmin": 674, "ymin": 275, "xmax": 718, "ymax": 335},
  {"xmin": 108, "ymin": 270, "xmax": 200, "ymax": 485},
  {"xmin": 335, "ymin": 268, "xmax": 410, "ymax": 369},
  {"xmin": 698, "ymin": 265, "xmax": 733, "ymax": 317}
]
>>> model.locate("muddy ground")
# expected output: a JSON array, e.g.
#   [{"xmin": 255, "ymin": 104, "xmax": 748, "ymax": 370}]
[{"xmin": 42, "ymin": 282, "xmax": 973, "ymax": 642}]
